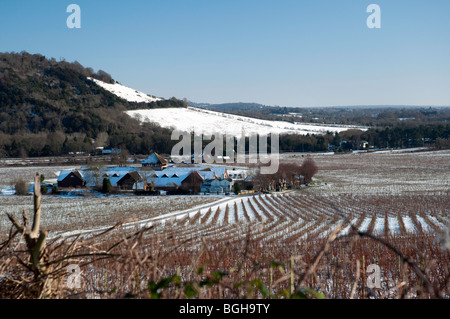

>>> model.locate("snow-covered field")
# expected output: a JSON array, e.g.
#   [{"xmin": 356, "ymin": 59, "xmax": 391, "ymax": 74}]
[
  {"xmin": 0, "ymin": 165, "xmax": 70, "ymax": 190},
  {"xmin": 86, "ymin": 192, "xmax": 448, "ymax": 247},
  {"xmin": 126, "ymin": 107, "xmax": 367, "ymax": 137},
  {"xmin": 1, "ymin": 149, "xmax": 449, "ymax": 241},
  {"xmin": 4, "ymin": 189, "xmax": 439, "ymax": 245},
  {"xmin": 283, "ymin": 149, "xmax": 450, "ymax": 195},
  {"xmin": 0, "ymin": 194, "xmax": 219, "ymax": 235}
]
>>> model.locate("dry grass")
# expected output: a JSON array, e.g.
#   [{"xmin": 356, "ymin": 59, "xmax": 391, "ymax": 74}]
[{"xmin": 2, "ymin": 219, "xmax": 448, "ymax": 299}]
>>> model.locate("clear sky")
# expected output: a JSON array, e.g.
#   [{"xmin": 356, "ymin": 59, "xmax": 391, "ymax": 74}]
[{"xmin": 1, "ymin": 0, "xmax": 449, "ymax": 107}]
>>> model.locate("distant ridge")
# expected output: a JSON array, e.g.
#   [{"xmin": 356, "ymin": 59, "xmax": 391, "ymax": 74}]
[{"xmin": 190, "ymin": 101, "xmax": 450, "ymax": 110}]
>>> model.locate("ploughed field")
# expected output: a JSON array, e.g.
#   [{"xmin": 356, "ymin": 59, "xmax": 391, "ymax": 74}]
[
  {"xmin": 1, "ymin": 149, "xmax": 449, "ymax": 242},
  {"xmin": 131, "ymin": 193, "xmax": 450, "ymax": 248},
  {"xmin": 123, "ymin": 149, "xmax": 449, "ymax": 247},
  {"xmin": 0, "ymin": 195, "xmax": 219, "ymax": 235}
]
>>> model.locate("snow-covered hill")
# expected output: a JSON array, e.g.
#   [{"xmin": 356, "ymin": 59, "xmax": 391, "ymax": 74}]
[
  {"xmin": 126, "ymin": 107, "xmax": 367, "ymax": 137},
  {"xmin": 88, "ymin": 77, "xmax": 162, "ymax": 103},
  {"xmin": 89, "ymin": 77, "xmax": 367, "ymax": 136}
]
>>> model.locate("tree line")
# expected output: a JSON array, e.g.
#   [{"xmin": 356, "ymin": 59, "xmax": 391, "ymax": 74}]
[
  {"xmin": 1, "ymin": 123, "xmax": 449, "ymax": 159},
  {"xmin": 278, "ymin": 124, "xmax": 450, "ymax": 153},
  {"xmin": 202, "ymin": 104, "xmax": 450, "ymax": 128}
]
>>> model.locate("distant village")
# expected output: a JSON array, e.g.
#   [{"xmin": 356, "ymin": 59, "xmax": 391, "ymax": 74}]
[{"xmin": 56, "ymin": 152, "xmax": 255, "ymax": 195}]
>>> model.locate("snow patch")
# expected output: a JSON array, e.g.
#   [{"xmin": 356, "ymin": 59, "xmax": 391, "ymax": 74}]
[{"xmin": 88, "ymin": 77, "xmax": 162, "ymax": 103}]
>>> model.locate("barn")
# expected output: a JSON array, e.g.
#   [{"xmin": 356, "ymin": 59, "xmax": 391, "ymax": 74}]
[
  {"xmin": 57, "ymin": 170, "xmax": 86, "ymax": 188},
  {"xmin": 135, "ymin": 169, "xmax": 204, "ymax": 194},
  {"xmin": 141, "ymin": 152, "xmax": 168, "ymax": 170},
  {"xmin": 180, "ymin": 171, "xmax": 204, "ymax": 194},
  {"xmin": 116, "ymin": 171, "xmax": 142, "ymax": 190},
  {"xmin": 200, "ymin": 178, "xmax": 231, "ymax": 194}
]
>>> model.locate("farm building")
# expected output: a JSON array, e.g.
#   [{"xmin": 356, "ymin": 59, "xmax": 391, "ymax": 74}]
[
  {"xmin": 83, "ymin": 167, "xmax": 140, "ymax": 188},
  {"xmin": 197, "ymin": 169, "xmax": 216, "ymax": 180},
  {"xmin": 136, "ymin": 169, "xmax": 204, "ymax": 193},
  {"xmin": 102, "ymin": 148, "xmax": 121, "ymax": 155},
  {"xmin": 197, "ymin": 167, "xmax": 229, "ymax": 180},
  {"xmin": 200, "ymin": 179, "xmax": 231, "ymax": 194},
  {"xmin": 57, "ymin": 167, "xmax": 141, "ymax": 189},
  {"xmin": 57, "ymin": 170, "xmax": 86, "ymax": 188},
  {"xmin": 179, "ymin": 171, "xmax": 204, "ymax": 194},
  {"xmin": 116, "ymin": 171, "xmax": 142, "ymax": 190},
  {"xmin": 206, "ymin": 167, "xmax": 229, "ymax": 180},
  {"xmin": 141, "ymin": 152, "xmax": 168, "ymax": 170},
  {"xmin": 227, "ymin": 168, "xmax": 252, "ymax": 181},
  {"xmin": 360, "ymin": 140, "xmax": 369, "ymax": 149},
  {"xmin": 136, "ymin": 167, "xmax": 230, "ymax": 193},
  {"xmin": 56, "ymin": 164, "xmax": 234, "ymax": 194}
]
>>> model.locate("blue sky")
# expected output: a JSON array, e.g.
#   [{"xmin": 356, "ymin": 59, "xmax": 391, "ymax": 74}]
[{"xmin": 1, "ymin": 0, "xmax": 449, "ymax": 107}]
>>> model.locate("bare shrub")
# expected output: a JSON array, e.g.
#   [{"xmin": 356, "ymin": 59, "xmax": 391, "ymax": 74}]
[
  {"xmin": 14, "ymin": 179, "xmax": 29, "ymax": 195},
  {"xmin": 301, "ymin": 158, "xmax": 318, "ymax": 184}
]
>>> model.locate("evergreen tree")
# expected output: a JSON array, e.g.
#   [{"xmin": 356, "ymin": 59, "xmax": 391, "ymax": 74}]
[{"xmin": 102, "ymin": 178, "xmax": 112, "ymax": 194}]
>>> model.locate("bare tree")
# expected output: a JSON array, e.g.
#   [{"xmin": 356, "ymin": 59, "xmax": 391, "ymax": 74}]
[
  {"xmin": 301, "ymin": 158, "xmax": 318, "ymax": 184},
  {"xmin": 94, "ymin": 132, "xmax": 109, "ymax": 148},
  {"xmin": 139, "ymin": 167, "xmax": 155, "ymax": 190},
  {"xmin": 7, "ymin": 173, "xmax": 48, "ymax": 279},
  {"xmin": 253, "ymin": 162, "xmax": 303, "ymax": 192}
]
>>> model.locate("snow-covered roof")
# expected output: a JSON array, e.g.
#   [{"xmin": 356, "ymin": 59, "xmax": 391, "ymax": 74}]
[
  {"xmin": 208, "ymin": 167, "xmax": 227, "ymax": 179},
  {"xmin": 57, "ymin": 170, "xmax": 80, "ymax": 182},
  {"xmin": 136, "ymin": 174, "xmax": 190, "ymax": 189},
  {"xmin": 141, "ymin": 153, "xmax": 167, "ymax": 165},
  {"xmin": 197, "ymin": 170, "xmax": 215, "ymax": 180},
  {"xmin": 57, "ymin": 165, "xmax": 229, "ymax": 188},
  {"xmin": 76, "ymin": 167, "xmax": 139, "ymax": 187}
]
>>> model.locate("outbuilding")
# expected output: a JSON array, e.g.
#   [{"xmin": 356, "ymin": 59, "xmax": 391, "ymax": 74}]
[
  {"xmin": 57, "ymin": 170, "xmax": 86, "ymax": 188},
  {"xmin": 117, "ymin": 171, "xmax": 142, "ymax": 190}
]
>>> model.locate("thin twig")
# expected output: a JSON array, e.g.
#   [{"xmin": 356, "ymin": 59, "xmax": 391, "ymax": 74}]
[
  {"xmin": 298, "ymin": 223, "xmax": 343, "ymax": 288},
  {"xmin": 350, "ymin": 259, "xmax": 361, "ymax": 299}
]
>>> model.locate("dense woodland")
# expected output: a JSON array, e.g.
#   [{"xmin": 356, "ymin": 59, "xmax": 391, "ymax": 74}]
[{"xmin": 0, "ymin": 51, "xmax": 449, "ymax": 159}]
